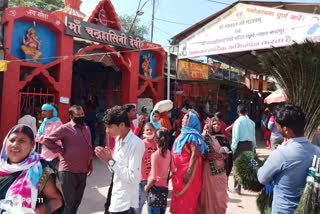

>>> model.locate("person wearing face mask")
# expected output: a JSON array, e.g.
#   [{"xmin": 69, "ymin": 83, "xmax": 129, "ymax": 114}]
[
  {"xmin": 134, "ymin": 122, "xmax": 157, "ymax": 214},
  {"xmin": 42, "ymin": 105, "xmax": 93, "ymax": 214}
]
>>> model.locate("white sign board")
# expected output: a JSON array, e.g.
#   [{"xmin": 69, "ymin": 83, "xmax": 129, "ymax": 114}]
[
  {"xmin": 179, "ymin": 3, "xmax": 320, "ymax": 59},
  {"xmin": 59, "ymin": 96, "xmax": 69, "ymax": 104}
]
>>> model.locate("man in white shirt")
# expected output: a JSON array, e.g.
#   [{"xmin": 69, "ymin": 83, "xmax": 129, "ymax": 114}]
[{"xmin": 95, "ymin": 106, "xmax": 145, "ymax": 214}]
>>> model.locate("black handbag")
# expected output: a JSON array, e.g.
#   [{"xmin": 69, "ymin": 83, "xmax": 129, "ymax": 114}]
[
  {"xmin": 147, "ymin": 154, "xmax": 172, "ymax": 208},
  {"xmin": 147, "ymin": 186, "xmax": 169, "ymax": 208}
]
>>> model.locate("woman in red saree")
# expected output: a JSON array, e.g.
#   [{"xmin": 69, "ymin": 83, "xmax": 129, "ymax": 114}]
[{"xmin": 170, "ymin": 112, "xmax": 207, "ymax": 214}]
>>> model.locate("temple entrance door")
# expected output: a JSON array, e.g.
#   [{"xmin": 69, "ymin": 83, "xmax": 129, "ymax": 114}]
[
  {"xmin": 71, "ymin": 59, "xmax": 122, "ymax": 147},
  {"xmin": 18, "ymin": 89, "xmax": 55, "ymax": 119},
  {"xmin": 105, "ymin": 69, "xmax": 122, "ymax": 109},
  {"xmin": 71, "ymin": 59, "xmax": 122, "ymax": 110},
  {"xmin": 18, "ymin": 75, "xmax": 56, "ymax": 129}
]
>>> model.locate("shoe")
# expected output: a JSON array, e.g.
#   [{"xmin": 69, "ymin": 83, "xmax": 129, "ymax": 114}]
[{"xmin": 228, "ymin": 188, "xmax": 241, "ymax": 195}]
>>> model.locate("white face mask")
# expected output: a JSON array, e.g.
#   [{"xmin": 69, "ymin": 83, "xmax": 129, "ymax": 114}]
[{"xmin": 143, "ymin": 133, "xmax": 155, "ymax": 140}]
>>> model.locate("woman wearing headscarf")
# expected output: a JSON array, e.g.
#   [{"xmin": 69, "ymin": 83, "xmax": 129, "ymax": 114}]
[
  {"xmin": 0, "ymin": 124, "xmax": 63, "ymax": 214},
  {"xmin": 150, "ymin": 110, "xmax": 162, "ymax": 130},
  {"xmin": 36, "ymin": 103, "xmax": 62, "ymax": 166},
  {"xmin": 170, "ymin": 112, "xmax": 207, "ymax": 214},
  {"xmin": 197, "ymin": 117, "xmax": 233, "ymax": 214}
]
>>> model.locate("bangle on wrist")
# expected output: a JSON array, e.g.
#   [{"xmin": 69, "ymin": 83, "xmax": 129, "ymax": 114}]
[{"xmin": 187, "ymin": 167, "xmax": 192, "ymax": 174}]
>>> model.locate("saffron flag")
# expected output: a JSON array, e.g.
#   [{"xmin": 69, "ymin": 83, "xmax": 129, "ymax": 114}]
[{"xmin": 0, "ymin": 61, "xmax": 9, "ymax": 72}]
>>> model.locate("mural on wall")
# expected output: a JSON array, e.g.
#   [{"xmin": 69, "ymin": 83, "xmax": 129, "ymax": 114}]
[
  {"xmin": 139, "ymin": 51, "xmax": 156, "ymax": 78},
  {"xmin": 97, "ymin": 7, "xmax": 108, "ymax": 26},
  {"xmin": 21, "ymin": 28, "xmax": 42, "ymax": 62},
  {"xmin": 11, "ymin": 21, "xmax": 56, "ymax": 64}
]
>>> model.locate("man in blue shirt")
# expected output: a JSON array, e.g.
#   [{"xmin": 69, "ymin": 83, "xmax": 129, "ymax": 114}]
[
  {"xmin": 230, "ymin": 104, "xmax": 256, "ymax": 194},
  {"xmin": 258, "ymin": 103, "xmax": 320, "ymax": 214}
]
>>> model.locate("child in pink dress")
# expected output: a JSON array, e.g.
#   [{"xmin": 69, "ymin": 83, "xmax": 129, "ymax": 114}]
[
  {"xmin": 145, "ymin": 129, "xmax": 176, "ymax": 214},
  {"xmin": 134, "ymin": 123, "xmax": 158, "ymax": 214}
]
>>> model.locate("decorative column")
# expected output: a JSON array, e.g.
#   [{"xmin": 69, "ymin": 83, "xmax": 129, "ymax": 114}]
[
  {"xmin": 52, "ymin": 0, "xmax": 85, "ymax": 22},
  {"xmin": 64, "ymin": 0, "xmax": 82, "ymax": 10}
]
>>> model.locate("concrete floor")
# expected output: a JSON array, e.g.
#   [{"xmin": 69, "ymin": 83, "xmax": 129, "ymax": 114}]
[{"xmin": 78, "ymin": 128, "xmax": 271, "ymax": 214}]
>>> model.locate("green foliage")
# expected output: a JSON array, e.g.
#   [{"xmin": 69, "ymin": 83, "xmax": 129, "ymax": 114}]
[
  {"xmin": 257, "ymin": 189, "xmax": 273, "ymax": 214},
  {"xmin": 8, "ymin": 0, "xmax": 64, "ymax": 13},
  {"xmin": 294, "ymin": 182, "xmax": 315, "ymax": 214},
  {"xmin": 258, "ymin": 40, "xmax": 320, "ymax": 139},
  {"xmin": 234, "ymin": 151, "xmax": 264, "ymax": 192},
  {"xmin": 118, "ymin": 14, "xmax": 149, "ymax": 40}
]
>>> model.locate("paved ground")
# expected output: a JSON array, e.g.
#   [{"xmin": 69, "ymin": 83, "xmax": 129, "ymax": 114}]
[{"xmin": 78, "ymin": 128, "xmax": 271, "ymax": 214}]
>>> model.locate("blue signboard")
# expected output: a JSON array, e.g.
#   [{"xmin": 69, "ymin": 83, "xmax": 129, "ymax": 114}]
[
  {"xmin": 139, "ymin": 51, "xmax": 156, "ymax": 78},
  {"xmin": 11, "ymin": 21, "xmax": 56, "ymax": 64}
]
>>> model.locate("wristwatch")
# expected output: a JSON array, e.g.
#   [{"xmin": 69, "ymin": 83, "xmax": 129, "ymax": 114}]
[
  {"xmin": 187, "ymin": 167, "xmax": 192, "ymax": 174},
  {"xmin": 108, "ymin": 159, "xmax": 116, "ymax": 167}
]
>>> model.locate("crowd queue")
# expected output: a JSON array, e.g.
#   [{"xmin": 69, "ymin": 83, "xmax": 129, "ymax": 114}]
[{"xmin": 0, "ymin": 101, "xmax": 319, "ymax": 214}]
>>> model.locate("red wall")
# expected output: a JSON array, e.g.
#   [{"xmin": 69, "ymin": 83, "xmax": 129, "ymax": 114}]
[
  {"xmin": 0, "ymin": 7, "xmax": 165, "ymax": 142},
  {"xmin": 0, "ymin": 7, "xmax": 73, "ymax": 140},
  {"xmin": 138, "ymin": 42, "xmax": 166, "ymax": 104}
]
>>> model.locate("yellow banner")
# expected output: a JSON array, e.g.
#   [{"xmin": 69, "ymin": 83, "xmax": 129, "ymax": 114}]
[
  {"xmin": 0, "ymin": 61, "xmax": 9, "ymax": 72},
  {"xmin": 178, "ymin": 60, "xmax": 208, "ymax": 80}
]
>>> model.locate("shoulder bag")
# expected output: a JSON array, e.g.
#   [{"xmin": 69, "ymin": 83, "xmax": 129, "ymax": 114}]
[{"xmin": 147, "ymin": 153, "xmax": 171, "ymax": 208}]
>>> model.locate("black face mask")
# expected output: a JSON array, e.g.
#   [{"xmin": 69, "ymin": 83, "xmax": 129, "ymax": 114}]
[{"xmin": 73, "ymin": 116, "xmax": 85, "ymax": 125}]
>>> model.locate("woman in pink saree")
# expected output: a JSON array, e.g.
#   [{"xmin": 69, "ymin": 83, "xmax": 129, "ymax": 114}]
[
  {"xmin": 197, "ymin": 117, "xmax": 233, "ymax": 214},
  {"xmin": 170, "ymin": 112, "xmax": 207, "ymax": 214}
]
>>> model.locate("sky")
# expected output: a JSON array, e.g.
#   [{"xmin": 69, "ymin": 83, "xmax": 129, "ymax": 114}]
[{"xmin": 80, "ymin": 0, "xmax": 320, "ymax": 48}]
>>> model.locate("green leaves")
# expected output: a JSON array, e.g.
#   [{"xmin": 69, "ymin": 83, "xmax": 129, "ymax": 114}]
[
  {"xmin": 8, "ymin": 0, "xmax": 64, "ymax": 13},
  {"xmin": 258, "ymin": 40, "xmax": 320, "ymax": 139},
  {"xmin": 118, "ymin": 14, "xmax": 149, "ymax": 40},
  {"xmin": 234, "ymin": 151, "xmax": 264, "ymax": 192}
]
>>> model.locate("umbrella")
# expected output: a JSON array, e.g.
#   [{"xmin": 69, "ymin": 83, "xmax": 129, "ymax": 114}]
[{"xmin": 264, "ymin": 89, "xmax": 288, "ymax": 104}]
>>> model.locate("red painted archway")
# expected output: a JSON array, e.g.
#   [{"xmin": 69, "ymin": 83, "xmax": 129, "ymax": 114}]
[{"xmin": 0, "ymin": 1, "xmax": 165, "ymax": 142}]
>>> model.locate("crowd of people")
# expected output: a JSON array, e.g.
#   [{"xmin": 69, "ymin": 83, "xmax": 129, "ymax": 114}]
[{"xmin": 0, "ymin": 101, "xmax": 319, "ymax": 214}]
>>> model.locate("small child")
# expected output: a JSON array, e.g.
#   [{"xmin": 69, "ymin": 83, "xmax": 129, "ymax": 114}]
[
  {"xmin": 144, "ymin": 129, "xmax": 176, "ymax": 214},
  {"xmin": 134, "ymin": 122, "xmax": 158, "ymax": 214}
]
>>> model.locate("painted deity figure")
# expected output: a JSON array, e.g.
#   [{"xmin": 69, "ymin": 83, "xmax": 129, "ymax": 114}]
[
  {"xmin": 141, "ymin": 55, "xmax": 153, "ymax": 78},
  {"xmin": 21, "ymin": 28, "xmax": 42, "ymax": 62}
]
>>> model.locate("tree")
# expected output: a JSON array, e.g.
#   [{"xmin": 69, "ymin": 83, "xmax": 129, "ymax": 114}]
[
  {"xmin": 118, "ymin": 14, "xmax": 149, "ymax": 40},
  {"xmin": 258, "ymin": 40, "xmax": 320, "ymax": 139},
  {"xmin": 9, "ymin": 0, "xmax": 64, "ymax": 13}
]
